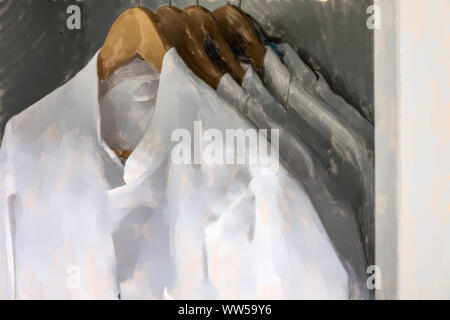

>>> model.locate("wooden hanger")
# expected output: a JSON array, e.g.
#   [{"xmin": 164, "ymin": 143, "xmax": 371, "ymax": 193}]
[
  {"xmin": 183, "ymin": 5, "xmax": 245, "ymax": 84},
  {"xmin": 99, "ymin": 6, "xmax": 223, "ymax": 89},
  {"xmin": 98, "ymin": 7, "xmax": 169, "ymax": 81},
  {"xmin": 154, "ymin": 6, "xmax": 223, "ymax": 89},
  {"xmin": 213, "ymin": 4, "xmax": 266, "ymax": 73}
]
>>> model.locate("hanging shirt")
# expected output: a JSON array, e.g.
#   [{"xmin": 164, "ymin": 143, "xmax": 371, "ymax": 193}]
[
  {"xmin": 114, "ymin": 51, "xmax": 348, "ymax": 300},
  {"xmin": 217, "ymin": 49, "xmax": 369, "ymax": 299},
  {"xmin": 265, "ymin": 44, "xmax": 375, "ymax": 267},
  {"xmin": 0, "ymin": 48, "xmax": 348, "ymax": 300},
  {"xmin": 276, "ymin": 43, "xmax": 374, "ymax": 148},
  {"xmin": 277, "ymin": 43, "xmax": 375, "ymax": 264}
]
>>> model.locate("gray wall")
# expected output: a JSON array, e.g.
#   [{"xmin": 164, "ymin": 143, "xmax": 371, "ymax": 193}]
[{"xmin": 0, "ymin": 0, "xmax": 374, "ymax": 140}]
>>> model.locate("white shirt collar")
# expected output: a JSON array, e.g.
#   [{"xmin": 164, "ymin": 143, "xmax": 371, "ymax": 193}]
[
  {"xmin": 276, "ymin": 43, "xmax": 317, "ymax": 89},
  {"xmin": 217, "ymin": 48, "xmax": 288, "ymax": 115},
  {"xmin": 99, "ymin": 58, "xmax": 160, "ymax": 151},
  {"xmin": 218, "ymin": 45, "xmax": 293, "ymax": 111},
  {"xmin": 263, "ymin": 46, "xmax": 292, "ymax": 106},
  {"xmin": 70, "ymin": 47, "xmax": 224, "ymax": 185},
  {"xmin": 217, "ymin": 73, "xmax": 249, "ymax": 114}
]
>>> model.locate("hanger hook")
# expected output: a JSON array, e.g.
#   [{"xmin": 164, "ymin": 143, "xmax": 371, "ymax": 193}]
[
  {"xmin": 168, "ymin": 0, "xmax": 172, "ymax": 7},
  {"xmin": 136, "ymin": 0, "xmax": 141, "ymax": 8},
  {"xmin": 227, "ymin": 0, "xmax": 242, "ymax": 8}
]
